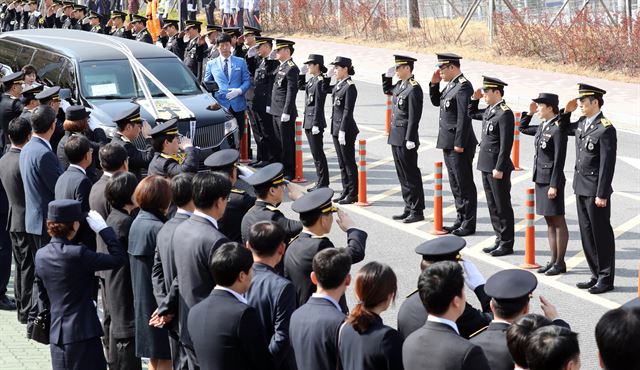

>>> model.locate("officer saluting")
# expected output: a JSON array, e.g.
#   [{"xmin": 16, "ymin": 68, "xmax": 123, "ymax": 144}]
[
  {"xmin": 158, "ymin": 19, "xmax": 185, "ymax": 59},
  {"xmin": 563, "ymin": 83, "xmax": 617, "ymax": 294},
  {"xmin": 183, "ymin": 20, "xmax": 207, "ymax": 80},
  {"xmin": 397, "ymin": 235, "xmax": 491, "ymax": 340},
  {"xmin": 204, "ymin": 149, "xmax": 256, "ymax": 243},
  {"xmin": 298, "ymin": 54, "xmax": 331, "ymax": 191},
  {"xmin": 251, "ymin": 36, "xmax": 280, "ymax": 166},
  {"xmin": 129, "ymin": 14, "xmax": 153, "ymax": 44},
  {"xmin": 468, "ymin": 76, "xmax": 515, "ymax": 257},
  {"xmin": 0, "ymin": 71, "xmax": 25, "ymax": 152},
  {"xmin": 147, "ymin": 118, "xmax": 199, "ymax": 178},
  {"xmin": 382, "ymin": 55, "xmax": 425, "ymax": 223},
  {"xmin": 106, "ymin": 11, "xmax": 132, "ymax": 39},
  {"xmin": 87, "ymin": 11, "xmax": 103, "ymax": 33},
  {"xmin": 429, "ymin": 53, "xmax": 478, "ymax": 236}
]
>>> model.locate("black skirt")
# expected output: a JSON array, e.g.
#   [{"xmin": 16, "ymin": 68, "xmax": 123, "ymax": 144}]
[{"xmin": 535, "ymin": 182, "xmax": 565, "ymax": 216}]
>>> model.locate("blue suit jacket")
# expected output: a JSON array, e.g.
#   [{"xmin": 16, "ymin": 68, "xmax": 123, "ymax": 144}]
[
  {"xmin": 204, "ymin": 55, "xmax": 251, "ymax": 112},
  {"xmin": 19, "ymin": 136, "xmax": 63, "ymax": 236}
]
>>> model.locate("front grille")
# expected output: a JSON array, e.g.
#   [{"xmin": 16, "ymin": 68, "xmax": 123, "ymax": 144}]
[
  {"xmin": 132, "ymin": 134, "xmax": 148, "ymax": 150},
  {"xmin": 192, "ymin": 124, "xmax": 226, "ymax": 149}
]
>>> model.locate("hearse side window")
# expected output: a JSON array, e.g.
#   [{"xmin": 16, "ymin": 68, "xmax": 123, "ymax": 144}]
[
  {"xmin": 30, "ymin": 50, "xmax": 65, "ymax": 86},
  {"xmin": 59, "ymin": 59, "xmax": 77, "ymax": 93},
  {"xmin": 15, "ymin": 45, "xmax": 35, "ymax": 71},
  {"xmin": 0, "ymin": 41, "xmax": 22, "ymax": 71}
]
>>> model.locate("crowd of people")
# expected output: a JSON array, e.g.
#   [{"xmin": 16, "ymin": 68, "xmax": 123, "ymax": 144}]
[{"xmin": 0, "ymin": 8, "xmax": 636, "ymax": 370}]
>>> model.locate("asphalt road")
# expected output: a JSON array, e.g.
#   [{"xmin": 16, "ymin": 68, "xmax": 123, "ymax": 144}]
[{"xmin": 269, "ymin": 78, "xmax": 640, "ymax": 370}]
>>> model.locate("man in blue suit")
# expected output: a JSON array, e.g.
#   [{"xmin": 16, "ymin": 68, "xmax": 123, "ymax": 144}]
[{"xmin": 204, "ymin": 32, "xmax": 251, "ymax": 145}]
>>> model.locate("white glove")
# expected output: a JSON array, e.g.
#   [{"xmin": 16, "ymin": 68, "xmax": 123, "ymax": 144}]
[
  {"xmin": 405, "ymin": 141, "xmax": 416, "ymax": 150},
  {"xmin": 247, "ymin": 45, "xmax": 258, "ymax": 58},
  {"xmin": 338, "ymin": 130, "xmax": 346, "ymax": 145},
  {"xmin": 86, "ymin": 210, "xmax": 109, "ymax": 233},
  {"xmin": 300, "ymin": 64, "xmax": 309, "ymax": 75},
  {"xmin": 225, "ymin": 88, "xmax": 242, "ymax": 100},
  {"xmin": 8, "ymin": 3, "xmax": 15, "ymax": 10},
  {"xmin": 236, "ymin": 164, "xmax": 253, "ymax": 179},
  {"xmin": 82, "ymin": 17, "xmax": 89, "ymax": 24},
  {"xmin": 311, "ymin": 126, "xmax": 320, "ymax": 135},
  {"xmin": 268, "ymin": 50, "xmax": 277, "ymax": 60},
  {"xmin": 281, "ymin": 113, "xmax": 290, "ymax": 122},
  {"xmin": 385, "ymin": 66, "xmax": 396, "ymax": 78},
  {"xmin": 462, "ymin": 260, "xmax": 486, "ymax": 291},
  {"xmin": 327, "ymin": 68, "xmax": 336, "ymax": 78},
  {"xmin": 266, "ymin": 106, "xmax": 271, "ymax": 114},
  {"xmin": 56, "ymin": 7, "xmax": 63, "ymax": 16}
]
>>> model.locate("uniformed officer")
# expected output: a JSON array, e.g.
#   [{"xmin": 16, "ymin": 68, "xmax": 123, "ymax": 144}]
[
  {"xmin": 18, "ymin": 83, "xmax": 43, "ymax": 122},
  {"xmin": 25, "ymin": 0, "xmax": 39, "ymax": 29},
  {"xmin": 87, "ymin": 11, "xmax": 102, "ymax": 33},
  {"xmin": 204, "ymin": 149, "xmax": 256, "ymax": 243},
  {"xmin": 109, "ymin": 104, "xmax": 154, "ymax": 180},
  {"xmin": 72, "ymin": 4, "xmax": 90, "ymax": 31},
  {"xmin": 429, "ymin": 53, "xmax": 478, "ymax": 236},
  {"xmin": 223, "ymin": 27, "xmax": 244, "ymax": 58},
  {"xmin": 183, "ymin": 20, "xmax": 207, "ymax": 80},
  {"xmin": 251, "ymin": 36, "xmax": 279, "ymax": 165},
  {"xmin": 201, "ymin": 24, "xmax": 223, "ymax": 74},
  {"xmin": 158, "ymin": 19, "xmax": 185, "ymax": 59},
  {"xmin": 329, "ymin": 56, "xmax": 359, "ymax": 204},
  {"xmin": 519, "ymin": 93, "xmax": 569, "ymax": 276},
  {"xmin": 240, "ymin": 163, "xmax": 303, "ymax": 244},
  {"xmin": 0, "ymin": 71, "xmax": 25, "ymax": 152},
  {"xmin": 269, "ymin": 39, "xmax": 300, "ymax": 180},
  {"xmin": 105, "ymin": 11, "xmax": 132, "ymax": 39},
  {"xmin": 130, "ymin": 14, "xmax": 153, "ymax": 44},
  {"xmin": 41, "ymin": 0, "xmax": 59, "ymax": 29},
  {"xmin": 468, "ymin": 76, "xmax": 515, "ymax": 257},
  {"xmin": 240, "ymin": 26, "xmax": 260, "ymax": 61},
  {"xmin": 396, "ymin": 235, "xmax": 491, "ymax": 340},
  {"xmin": 298, "ymin": 54, "xmax": 331, "ymax": 191},
  {"xmin": 470, "ymin": 269, "xmax": 569, "ymax": 370},
  {"xmin": 382, "ymin": 55, "xmax": 425, "ymax": 222},
  {"xmin": 33, "ymin": 86, "xmax": 65, "ymax": 153},
  {"xmin": 563, "ymin": 83, "xmax": 617, "ymax": 294},
  {"xmin": 284, "ymin": 187, "xmax": 367, "ymax": 310},
  {"xmin": 147, "ymin": 118, "xmax": 199, "ymax": 178},
  {"xmin": 60, "ymin": 1, "xmax": 75, "ymax": 28}
]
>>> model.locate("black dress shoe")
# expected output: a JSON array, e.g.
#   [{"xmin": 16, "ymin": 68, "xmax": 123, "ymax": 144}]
[
  {"xmin": 545, "ymin": 264, "xmax": 567, "ymax": 276},
  {"xmin": 588, "ymin": 284, "xmax": 614, "ymax": 294},
  {"xmin": 307, "ymin": 186, "xmax": 318, "ymax": 193},
  {"xmin": 490, "ymin": 247, "xmax": 514, "ymax": 257},
  {"xmin": 482, "ymin": 244, "xmax": 499, "ymax": 254},
  {"xmin": 338, "ymin": 197, "xmax": 357, "ymax": 205},
  {"xmin": 253, "ymin": 160, "xmax": 269, "ymax": 168},
  {"xmin": 392, "ymin": 211, "xmax": 410, "ymax": 220},
  {"xmin": 443, "ymin": 224, "xmax": 461, "ymax": 233},
  {"xmin": 333, "ymin": 193, "xmax": 346, "ymax": 202},
  {"xmin": 537, "ymin": 261, "xmax": 554, "ymax": 274},
  {"xmin": 0, "ymin": 294, "xmax": 16, "ymax": 311},
  {"xmin": 451, "ymin": 227, "xmax": 475, "ymax": 237},
  {"xmin": 403, "ymin": 214, "xmax": 425, "ymax": 224},
  {"xmin": 576, "ymin": 278, "xmax": 597, "ymax": 289}
]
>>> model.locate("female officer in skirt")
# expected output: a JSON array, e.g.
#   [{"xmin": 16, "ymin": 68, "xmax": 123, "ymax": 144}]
[
  {"xmin": 329, "ymin": 56, "xmax": 359, "ymax": 204},
  {"xmin": 519, "ymin": 93, "xmax": 568, "ymax": 275}
]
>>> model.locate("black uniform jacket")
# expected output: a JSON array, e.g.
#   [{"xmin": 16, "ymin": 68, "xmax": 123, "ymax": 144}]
[
  {"xmin": 253, "ymin": 57, "xmax": 279, "ymax": 113},
  {"xmin": 147, "ymin": 148, "xmax": 199, "ymax": 178},
  {"xmin": 219, "ymin": 188, "xmax": 256, "ymax": 243},
  {"xmin": 240, "ymin": 200, "xmax": 302, "ymax": 244},
  {"xmin": 330, "ymin": 77, "xmax": 358, "ymax": 137},
  {"xmin": 270, "ymin": 59, "xmax": 299, "ymax": 117},
  {"xmin": 519, "ymin": 112, "xmax": 567, "ymax": 187},
  {"xmin": 382, "ymin": 74, "xmax": 423, "ymax": 146},
  {"xmin": 468, "ymin": 99, "xmax": 515, "ymax": 173},
  {"xmin": 160, "ymin": 33, "xmax": 186, "ymax": 60},
  {"xmin": 110, "ymin": 133, "xmax": 154, "ymax": 180},
  {"xmin": 338, "ymin": 314, "xmax": 404, "ymax": 370},
  {"xmin": 429, "ymin": 74, "xmax": 478, "ymax": 150},
  {"xmin": 298, "ymin": 73, "xmax": 331, "ymax": 130},
  {"xmin": 0, "ymin": 93, "xmax": 24, "ymax": 150},
  {"xmin": 563, "ymin": 111, "xmax": 617, "ymax": 198},
  {"xmin": 284, "ymin": 229, "xmax": 366, "ymax": 308},
  {"xmin": 0, "ymin": 148, "xmax": 26, "ymax": 232},
  {"xmin": 134, "ymin": 27, "xmax": 153, "ymax": 44}
]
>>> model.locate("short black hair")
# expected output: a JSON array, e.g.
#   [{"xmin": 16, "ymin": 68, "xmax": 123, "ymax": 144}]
[
  {"xmin": 526, "ymin": 326, "xmax": 580, "ymax": 370},
  {"xmin": 31, "ymin": 105, "xmax": 57, "ymax": 133},
  {"xmin": 7, "ymin": 117, "xmax": 31, "ymax": 145},
  {"xmin": 105, "ymin": 171, "xmax": 138, "ymax": 209},
  {"xmin": 212, "ymin": 165, "xmax": 236, "ymax": 178},
  {"xmin": 216, "ymin": 33, "xmax": 232, "ymax": 45},
  {"xmin": 192, "ymin": 171, "xmax": 232, "ymax": 210},
  {"xmin": 151, "ymin": 134, "xmax": 176, "ymax": 153},
  {"xmin": 582, "ymin": 95, "xmax": 604, "ymax": 108},
  {"xmin": 539, "ymin": 102, "xmax": 560, "ymax": 115},
  {"xmin": 299, "ymin": 210, "xmax": 323, "ymax": 227},
  {"xmin": 248, "ymin": 221, "xmax": 285, "ymax": 257},
  {"xmin": 418, "ymin": 261, "xmax": 464, "ymax": 315},
  {"xmin": 486, "ymin": 87, "xmax": 505, "ymax": 96},
  {"xmin": 99, "ymin": 143, "xmax": 128, "ymax": 172},
  {"xmin": 506, "ymin": 314, "xmax": 553, "ymax": 368},
  {"xmin": 209, "ymin": 242, "xmax": 254, "ymax": 287},
  {"xmin": 595, "ymin": 307, "xmax": 640, "ymax": 370},
  {"xmin": 171, "ymin": 173, "xmax": 194, "ymax": 208},
  {"xmin": 64, "ymin": 135, "xmax": 91, "ymax": 164},
  {"xmin": 254, "ymin": 184, "xmax": 273, "ymax": 199},
  {"xmin": 491, "ymin": 296, "xmax": 530, "ymax": 320},
  {"xmin": 312, "ymin": 248, "xmax": 351, "ymax": 290}
]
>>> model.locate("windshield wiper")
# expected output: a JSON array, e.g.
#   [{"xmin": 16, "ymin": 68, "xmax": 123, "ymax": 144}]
[{"xmin": 88, "ymin": 95, "xmax": 127, "ymax": 100}]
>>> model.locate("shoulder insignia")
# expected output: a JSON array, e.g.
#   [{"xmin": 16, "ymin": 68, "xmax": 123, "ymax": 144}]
[
  {"xmin": 287, "ymin": 60, "xmax": 295, "ymax": 67},
  {"xmin": 347, "ymin": 80, "xmax": 354, "ymax": 85},
  {"xmin": 601, "ymin": 117, "xmax": 613, "ymax": 127},
  {"xmin": 500, "ymin": 103, "xmax": 510, "ymax": 111},
  {"xmin": 230, "ymin": 188, "xmax": 245, "ymax": 194},
  {"xmin": 38, "ymin": 18, "xmax": 44, "ymax": 24},
  {"xmin": 409, "ymin": 78, "xmax": 418, "ymax": 86},
  {"xmin": 406, "ymin": 288, "xmax": 419, "ymax": 298},
  {"xmin": 469, "ymin": 325, "xmax": 489, "ymax": 338},
  {"xmin": 288, "ymin": 233, "xmax": 300, "ymax": 244},
  {"xmin": 458, "ymin": 76, "xmax": 467, "ymax": 83},
  {"xmin": 265, "ymin": 205, "xmax": 280, "ymax": 212}
]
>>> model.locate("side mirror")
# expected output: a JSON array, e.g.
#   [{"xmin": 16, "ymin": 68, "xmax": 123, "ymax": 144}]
[{"xmin": 203, "ymin": 81, "xmax": 219, "ymax": 93}]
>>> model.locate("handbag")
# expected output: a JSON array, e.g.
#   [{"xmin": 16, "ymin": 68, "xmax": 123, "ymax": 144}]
[{"xmin": 31, "ymin": 309, "xmax": 51, "ymax": 345}]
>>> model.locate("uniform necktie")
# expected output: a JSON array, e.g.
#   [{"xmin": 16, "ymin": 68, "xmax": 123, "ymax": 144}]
[{"xmin": 224, "ymin": 59, "xmax": 229, "ymax": 79}]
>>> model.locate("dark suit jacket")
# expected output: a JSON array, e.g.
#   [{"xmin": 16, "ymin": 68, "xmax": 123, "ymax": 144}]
[
  {"xmin": 339, "ymin": 315, "xmax": 404, "ymax": 370},
  {"xmin": 402, "ymin": 321, "xmax": 490, "ymax": 370},
  {"xmin": 290, "ymin": 297, "xmax": 346, "ymax": 370},
  {"xmin": 468, "ymin": 99, "xmax": 515, "ymax": 173},
  {"xmin": 188, "ymin": 289, "xmax": 274, "ymax": 370},
  {"xmin": 429, "ymin": 74, "xmax": 478, "ymax": 150},
  {"xmin": 19, "ymin": 136, "xmax": 63, "ymax": 235},
  {"xmin": 519, "ymin": 113, "xmax": 567, "ymax": 187},
  {"xmin": 219, "ymin": 188, "xmax": 255, "ymax": 243},
  {"xmin": 241, "ymin": 200, "xmax": 302, "ymax": 244},
  {"xmin": 171, "ymin": 214, "xmax": 229, "ymax": 346},
  {"xmin": 147, "ymin": 148, "xmax": 199, "ymax": 178},
  {"xmin": 110, "ymin": 133, "xmax": 154, "ymax": 180},
  {"xmin": 0, "ymin": 147, "xmax": 26, "ymax": 232},
  {"xmin": 56, "ymin": 130, "xmax": 108, "ymax": 184},
  {"xmin": 330, "ymin": 77, "xmax": 358, "ymax": 137},
  {"xmin": 35, "ymin": 227, "xmax": 126, "ymax": 344},
  {"xmin": 89, "ymin": 174, "xmax": 111, "ymax": 278},
  {"xmin": 55, "ymin": 166, "xmax": 92, "ymax": 212},
  {"xmin": 284, "ymin": 230, "xmax": 367, "ymax": 308},
  {"xmin": 246, "ymin": 262, "xmax": 297, "ymax": 370}
]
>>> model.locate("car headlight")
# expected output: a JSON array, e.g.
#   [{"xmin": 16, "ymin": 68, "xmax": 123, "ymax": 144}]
[
  {"xmin": 224, "ymin": 118, "xmax": 238, "ymax": 135},
  {"xmin": 102, "ymin": 125, "xmax": 118, "ymax": 139}
]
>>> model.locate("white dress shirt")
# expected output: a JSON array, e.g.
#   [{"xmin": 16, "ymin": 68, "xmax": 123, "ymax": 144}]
[
  {"xmin": 311, "ymin": 293, "xmax": 342, "ymax": 312},
  {"xmin": 194, "ymin": 210, "xmax": 219, "ymax": 229},
  {"xmin": 69, "ymin": 164, "xmax": 86, "ymax": 175},
  {"xmin": 214, "ymin": 286, "xmax": 247, "ymax": 304},
  {"xmin": 427, "ymin": 315, "xmax": 460, "ymax": 335}
]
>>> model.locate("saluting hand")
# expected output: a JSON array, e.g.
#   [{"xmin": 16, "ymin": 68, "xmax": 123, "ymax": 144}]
[
  {"xmin": 385, "ymin": 66, "xmax": 395, "ymax": 78},
  {"xmin": 472, "ymin": 88, "xmax": 483, "ymax": 100},
  {"xmin": 540, "ymin": 296, "xmax": 559, "ymax": 321},
  {"xmin": 529, "ymin": 101, "xmax": 538, "ymax": 115},
  {"xmin": 336, "ymin": 209, "xmax": 355, "ymax": 232},
  {"xmin": 565, "ymin": 98, "xmax": 578, "ymax": 113},
  {"xmin": 179, "ymin": 136, "xmax": 192, "ymax": 149},
  {"xmin": 595, "ymin": 197, "xmax": 608, "ymax": 207},
  {"xmin": 430, "ymin": 69, "xmax": 441, "ymax": 84}
]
